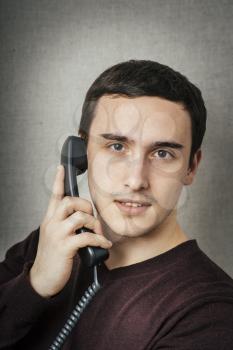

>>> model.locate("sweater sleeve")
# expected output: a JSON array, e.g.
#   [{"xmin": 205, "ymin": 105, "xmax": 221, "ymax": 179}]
[
  {"xmin": 154, "ymin": 300, "xmax": 233, "ymax": 350},
  {"xmin": 0, "ymin": 228, "xmax": 59, "ymax": 348}
]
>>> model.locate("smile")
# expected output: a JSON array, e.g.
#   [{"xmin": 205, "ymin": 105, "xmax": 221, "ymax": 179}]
[{"xmin": 114, "ymin": 201, "xmax": 151, "ymax": 215}]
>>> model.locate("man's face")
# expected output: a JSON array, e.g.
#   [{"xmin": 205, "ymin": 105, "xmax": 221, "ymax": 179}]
[{"xmin": 86, "ymin": 95, "xmax": 195, "ymax": 242}]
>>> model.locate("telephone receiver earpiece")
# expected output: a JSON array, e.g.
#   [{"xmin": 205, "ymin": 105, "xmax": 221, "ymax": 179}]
[
  {"xmin": 61, "ymin": 136, "xmax": 109, "ymax": 267},
  {"xmin": 61, "ymin": 135, "xmax": 87, "ymax": 197}
]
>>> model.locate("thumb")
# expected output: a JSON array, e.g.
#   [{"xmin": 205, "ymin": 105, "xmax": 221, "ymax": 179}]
[{"xmin": 46, "ymin": 165, "xmax": 65, "ymax": 219}]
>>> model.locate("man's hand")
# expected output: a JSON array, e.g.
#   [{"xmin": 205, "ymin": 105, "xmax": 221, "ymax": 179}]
[{"xmin": 29, "ymin": 165, "xmax": 112, "ymax": 298}]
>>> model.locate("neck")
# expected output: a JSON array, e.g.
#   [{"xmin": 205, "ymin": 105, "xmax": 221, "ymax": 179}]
[{"xmin": 102, "ymin": 209, "xmax": 189, "ymax": 270}]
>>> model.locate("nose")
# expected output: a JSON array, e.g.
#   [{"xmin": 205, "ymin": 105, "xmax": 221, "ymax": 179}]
[{"xmin": 123, "ymin": 155, "xmax": 149, "ymax": 191}]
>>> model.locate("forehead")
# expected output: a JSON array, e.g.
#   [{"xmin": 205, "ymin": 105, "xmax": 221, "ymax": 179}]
[{"xmin": 89, "ymin": 95, "xmax": 191, "ymax": 145}]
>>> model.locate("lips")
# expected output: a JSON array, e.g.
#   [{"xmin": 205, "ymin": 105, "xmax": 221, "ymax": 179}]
[
  {"xmin": 118, "ymin": 202, "xmax": 144, "ymax": 207},
  {"xmin": 114, "ymin": 200, "xmax": 151, "ymax": 215},
  {"xmin": 114, "ymin": 198, "xmax": 151, "ymax": 206}
]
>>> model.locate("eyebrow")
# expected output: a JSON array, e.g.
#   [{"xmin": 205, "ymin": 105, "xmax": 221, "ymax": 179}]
[{"xmin": 99, "ymin": 133, "xmax": 184, "ymax": 150}]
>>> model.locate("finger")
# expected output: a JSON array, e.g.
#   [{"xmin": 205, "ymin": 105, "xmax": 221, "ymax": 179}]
[
  {"xmin": 62, "ymin": 211, "xmax": 101, "ymax": 235},
  {"xmin": 54, "ymin": 196, "xmax": 94, "ymax": 221},
  {"xmin": 65, "ymin": 232, "xmax": 112, "ymax": 254},
  {"xmin": 46, "ymin": 165, "xmax": 65, "ymax": 219}
]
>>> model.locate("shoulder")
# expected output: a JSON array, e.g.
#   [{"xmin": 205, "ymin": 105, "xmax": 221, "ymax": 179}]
[
  {"xmin": 152, "ymin": 241, "xmax": 233, "ymax": 348},
  {"xmin": 149, "ymin": 239, "xmax": 233, "ymax": 325},
  {"xmin": 1, "ymin": 227, "xmax": 40, "ymax": 274},
  {"xmin": 168, "ymin": 239, "xmax": 233, "ymax": 299},
  {"xmin": 154, "ymin": 299, "xmax": 233, "ymax": 349}
]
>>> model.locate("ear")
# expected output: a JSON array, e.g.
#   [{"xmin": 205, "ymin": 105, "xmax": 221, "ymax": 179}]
[{"xmin": 183, "ymin": 149, "xmax": 202, "ymax": 186}]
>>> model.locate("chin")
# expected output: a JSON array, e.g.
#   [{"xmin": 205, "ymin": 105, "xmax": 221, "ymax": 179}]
[
  {"xmin": 98, "ymin": 212, "xmax": 162, "ymax": 243},
  {"xmin": 96, "ymin": 200, "xmax": 172, "ymax": 241}
]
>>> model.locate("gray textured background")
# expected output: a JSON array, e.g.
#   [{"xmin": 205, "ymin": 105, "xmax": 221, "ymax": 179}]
[{"xmin": 0, "ymin": 0, "xmax": 232, "ymax": 276}]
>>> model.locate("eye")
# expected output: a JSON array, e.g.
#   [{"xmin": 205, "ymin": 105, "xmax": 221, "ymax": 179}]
[
  {"xmin": 107, "ymin": 143, "xmax": 125, "ymax": 152},
  {"xmin": 154, "ymin": 150, "xmax": 174, "ymax": 160}
]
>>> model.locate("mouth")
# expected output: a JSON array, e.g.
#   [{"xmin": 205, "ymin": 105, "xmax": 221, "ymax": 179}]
[{"xmin": 114, "ymin": 200, "xmax": 151, "ymax": 215}]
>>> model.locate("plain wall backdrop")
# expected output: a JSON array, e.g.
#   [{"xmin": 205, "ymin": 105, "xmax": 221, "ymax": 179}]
[{"xmin": 0, "ymin": 0, "xmax": 233, "ymax": 276}]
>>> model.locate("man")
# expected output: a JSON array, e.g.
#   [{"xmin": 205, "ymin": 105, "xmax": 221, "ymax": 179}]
[{"xmin": 0, "ymin": 60, "xmax": 233, "ymax": 349}]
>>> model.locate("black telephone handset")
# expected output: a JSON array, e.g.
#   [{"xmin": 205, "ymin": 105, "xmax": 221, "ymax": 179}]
[
  {"xmin": 61, "ymin": 135, "xmax": 109, "ymax": 267},
  {"xmin": 49, "ymin": 136, "xmax": 109, "ymax": 350}
]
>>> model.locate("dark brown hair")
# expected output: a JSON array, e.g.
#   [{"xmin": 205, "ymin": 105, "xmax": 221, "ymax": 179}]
[{"xmin": 78, "ymin": 60, "xmax": 207, "ymax": 168}]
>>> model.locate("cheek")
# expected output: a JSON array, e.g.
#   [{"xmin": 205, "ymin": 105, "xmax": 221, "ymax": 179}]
[
  {"xmin": 88, "ymin": 151, "xmax": 126, "ymax": 195},
  {"xmin": 151, "ymin": 174, "xmax": 184, "ymax": 210}
]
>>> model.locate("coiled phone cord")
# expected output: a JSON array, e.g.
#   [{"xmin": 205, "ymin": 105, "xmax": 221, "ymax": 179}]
[{"xmin": 48, "ymin": 265, "xmax": 101, "ymax": 350}]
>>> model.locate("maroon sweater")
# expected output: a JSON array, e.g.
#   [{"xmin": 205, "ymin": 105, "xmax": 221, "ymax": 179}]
[{"xmin": 0, "ymin": 227, "xmax": 233, "ymax": 349}]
